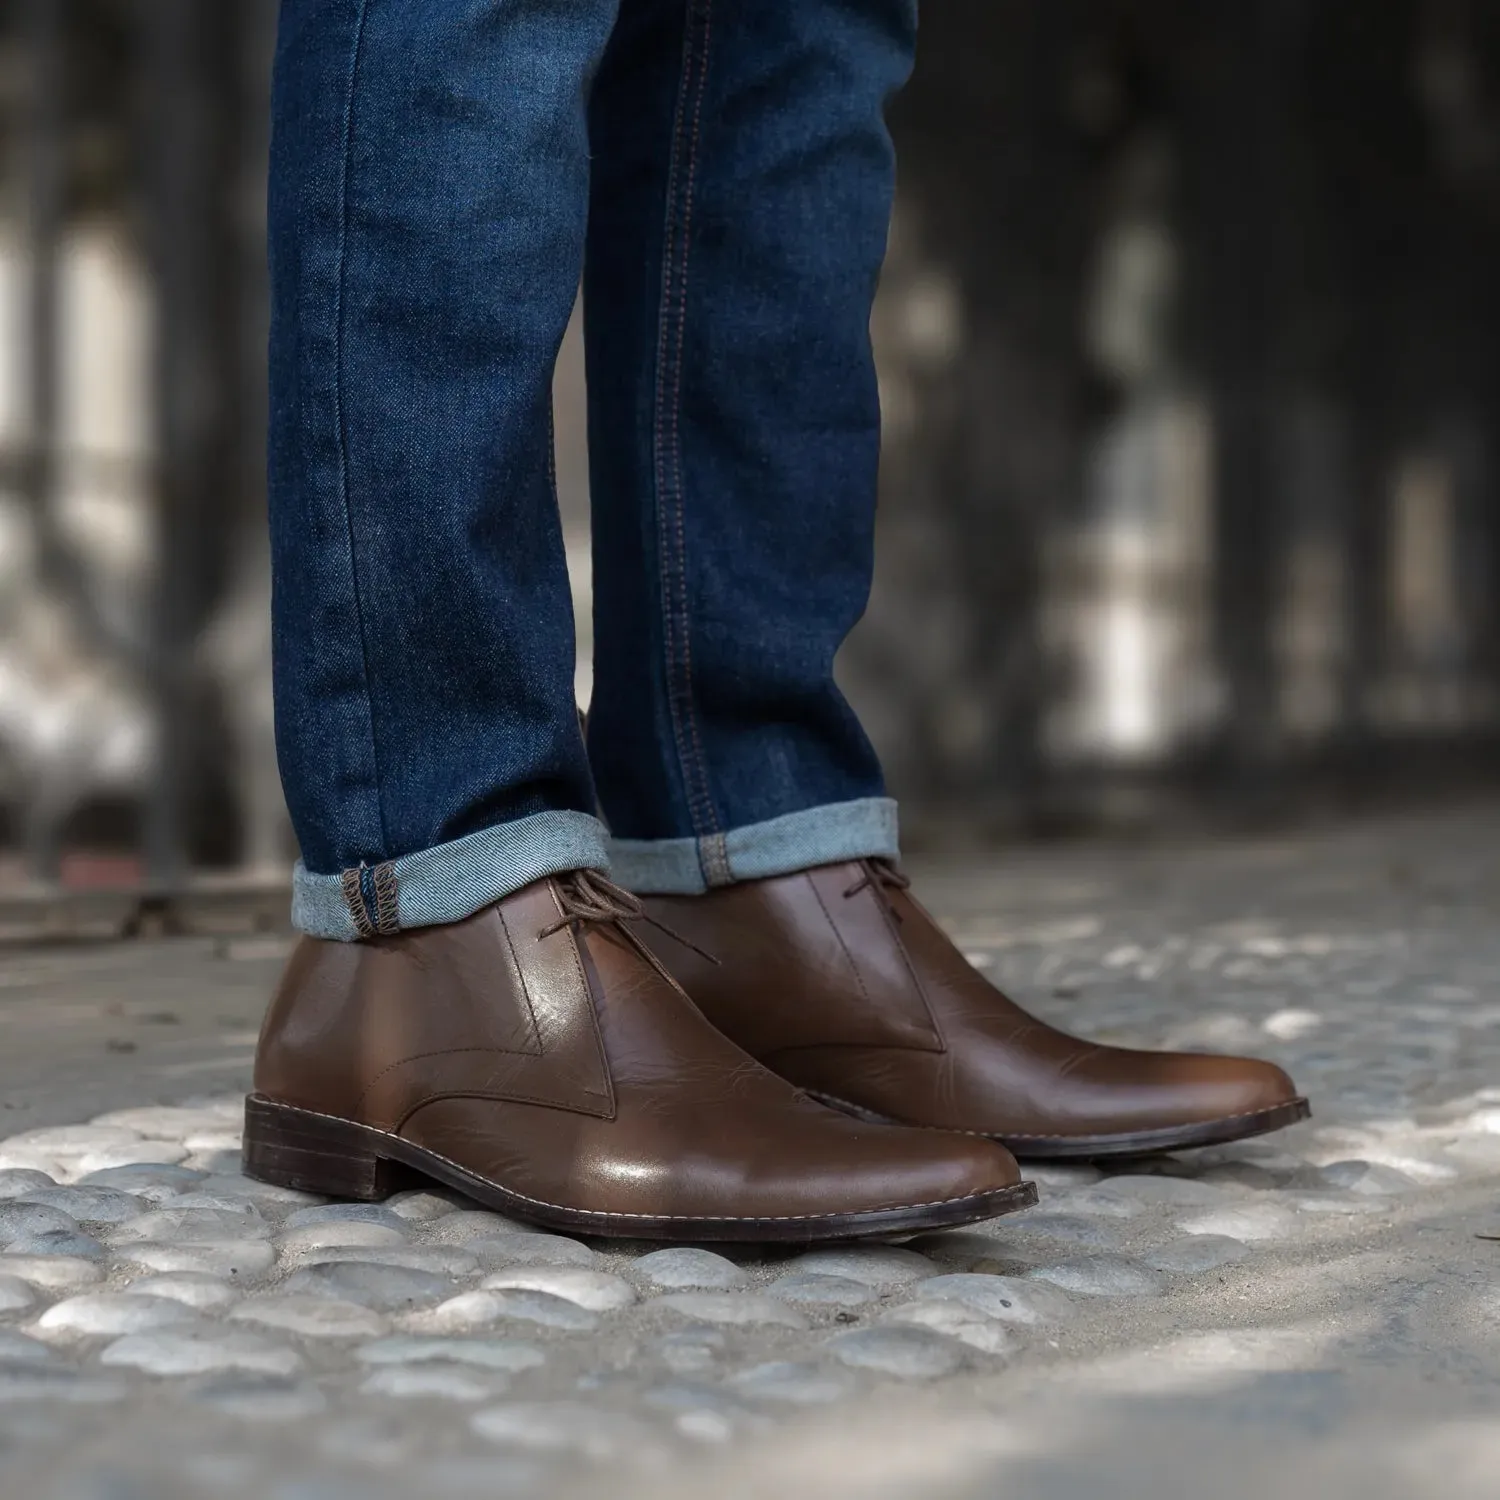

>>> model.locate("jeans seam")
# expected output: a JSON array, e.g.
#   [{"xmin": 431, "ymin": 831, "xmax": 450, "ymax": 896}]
[
  {"xmin": 332, "ymin": 0, "xmax": 392, "ymax": 857},
  {"xmin": 653, "ymin": 0, "xmax": 720, "ymax": 846}
]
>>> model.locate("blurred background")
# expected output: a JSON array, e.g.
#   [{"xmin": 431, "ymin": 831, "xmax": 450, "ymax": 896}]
[{"xmin": 4, "ymin": 0, "xmax": 1500, "ymax": 932}]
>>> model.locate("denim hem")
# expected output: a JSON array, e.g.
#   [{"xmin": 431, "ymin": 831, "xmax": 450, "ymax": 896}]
[
  {"xmin": 291, "ymin": 810, "xmax": 611, "ymax": 940},
  {"xmin": 608, "ymin": 798, "xmax": 899, "ymax": 895}
]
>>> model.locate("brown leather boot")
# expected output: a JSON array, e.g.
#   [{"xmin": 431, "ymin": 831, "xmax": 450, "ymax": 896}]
[
  {"xmin": 638, "ymin": 860, "xmax": 1310, "ymax": 1161},
  {"xmin": 243, "ymin": 871, "xmax": 1036, "ymax": 1241}
]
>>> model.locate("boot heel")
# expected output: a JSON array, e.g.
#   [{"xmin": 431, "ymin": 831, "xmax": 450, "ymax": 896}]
[{"xmin": 242, "ymin": 1095, "xmax": 403, "ymax": 1201}]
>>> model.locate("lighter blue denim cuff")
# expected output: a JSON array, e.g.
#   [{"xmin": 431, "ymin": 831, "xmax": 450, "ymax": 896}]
[
  {"xmin": 291, "ymin": 810, "xmax": 611, "ymax": 940},
  {"xmin": 608, "ymin": 797, "xmax": 899, "ymax": 895}
]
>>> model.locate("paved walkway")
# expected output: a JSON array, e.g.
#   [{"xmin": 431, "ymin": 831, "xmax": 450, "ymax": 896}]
[{"xmin": 1, "ymin": 806, "xmax": 1499, "ymax": 1499}]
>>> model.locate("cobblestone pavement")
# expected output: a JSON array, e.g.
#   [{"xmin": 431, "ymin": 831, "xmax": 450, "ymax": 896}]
[{"xmin": 2, "ymin": 806, "xmax": 1500, "ymax": 1499}]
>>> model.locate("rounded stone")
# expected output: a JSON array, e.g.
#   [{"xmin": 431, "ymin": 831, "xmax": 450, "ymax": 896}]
[
  {"xmin": 915, "ymin": 1273, "xmax": 1075, "ymax": 1325},
  {"xmin": 384, "ymin": 1191, "xmax": 465, "ymax": 1223},
  {"xmin": 998, "ymin": 1212, "xmax": 1129, "ymax": 1248},
  {"xmin": 782, "ymin": 1246, "xmax": 935, "ymax": 1287},
  {"xmin": 115, "ymin": 1240, "xmax": 276, "ymax": 1280},
  {"xmin": 110, "ymin": 1206, "xmax": 268, "ymax": 1244},
  {"xmin": 649, "ymin": 1330, "xmax": 725, "ymax": 1374},
  {"xmin": 417, "ymin": 1288, "xmax": 598, "ymax": 1333},
  {"xmin": 90, "ymin": 1106, "xmax": 230, "ymax": 1139},
  {"xmin": 764, "ymin": 1273, "xmax": 878, "ymax": 1307},
  {"xmin": 1141, "ymin": 1236, "xmax": 1252, "ymax": 1275},
  {"xmin": 122, "ymin": 1274, "xmax": 240, "ymax": 1311},
  {"xmin": 1319, "ymin": 1160, "xmax": 1418, "ymax": 1195},
  {"xmin": 426, "ymin": 1210, "xmax": 531, "ymax": 1242},
  {"xmin": 362, "ymin": 1366, "xmax": 505, "ymax": 1402},
  {"xmin": 77, "ymin": 1143, "xmax": 191, "ymax": 1175},
  {"xmin": 229, "ymin": 1296, "xmax": 389, "ymax": 1339},
  {"xmin": 0, "ymin": 1256, "xmax": 103, "ymax": 1291},
  {"xmin": 0, "ymin": 1366, "xmax": 126, "ymax": 1404},
  {"xmin": 0, "ymin": 1203, "xmax": 81, "ymax": 1243},
  {"xmin": 15, "ymin": 1187, "xmax": 145, "ymax": 1225},
  {"xmin": 631, "ymin": 1248, "xmax": 746, "ymax": 1290},
  {"xmin": 883, "ymin": 1299, "xmax": 1016, "ymax": 1355},
  {"xmin": 296, "ymin": 1246, "xmax": 480, "ymax": 1277},
  {"xmin": 101, "ymin": 1326, "xmax": 302, "ymax": 1377},
  {"xmin": 480, "ymin": 1267, "xmax": 636, "ymax": 1312},
  {"xmin": 1025, "ymin": 1164, "xmax": 1104, "ymax": 1190},
  {"xmin": 357, "ymin": 1336, "xmax": 546, "ymax": 1373},
  {"xmin": 83, "ymin": 1160, "xmax": 204, "ymax": 1200},
  {"xmin": 2, "ymin": 1126, "xmax": 142, "ymax": 1159},
  {"xmin": 471, "ymin": 1402, "xmax": 656, "ymax": 1460},
  {"xmin": 191, "ymin": 1175, "xmax": 326, "ymax": 1208},
  {"xmin": 1027, "ymin": 1254, "xmax": 1165, "ymax": 1298},
  {"xmin": 1177, "ymin": 1204, "xmax": 1299, "ymax": 1243},
  {"xmin": 0, "ymin": 1171, "xmax": 58, "ymax": 1201},
  {"xmin": 654, "ymin": 1293, "xmax": 809, "ymax": 1330},
  {"xmin": 0, "ymin": 1330, "xmax": 58, "ymax": 1364},
  {"xmin": 0, "ymin": 1276, "xmax": 36, "ymax": 1314},
  {"xmin": 463, "ymin": 1234, "xmax": 595, "ymax": 1269},
  {"xmin": 728, "ymin": 1361, "xmax": 859, "ymax": 1405},
  {"xmin": 190, "ymin": 1374, "xmax": 328, "ymax": 1422},
  {"xmin": 1093, "ymin": 1175, "xmax": 1229, "ymax": 1208},
  {"xmin": 826, "ymin": 1325, "xmax": 965, "ymax": 1379},
  {"xmin": 284, "ymin": 1204, "xmax": 408, "ymax": 1233},
  {"xmin": 5, "ymin": 1229, "xmax": 105, "ymax": 1260},
  {"xmin": 37, "ymin": 1291, "xmax": 201, "ymax": 1338},
  {"xmin": 279, "ymin": 1222, "xmax": 409, "ymax": 1255},
  {"xmin": 281, "ymin": 1261, "xmax": 455, "ymax": 1311}
]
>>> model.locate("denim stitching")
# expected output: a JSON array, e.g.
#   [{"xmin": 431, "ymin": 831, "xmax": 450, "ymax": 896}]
[
  {"xmin": 372, "ymin": 861, "xmax": 399, "ymax": 936},
  {"xmin": 653, "ymin": 0, "xmax": 721, "ymax": 849},
  {"xmin": 341, "ymin": 867, "xmax": 376, "ymax": 940},
  {"xmin": 332, "ymin": 0, "xmax": 392, "ymax": 856}
]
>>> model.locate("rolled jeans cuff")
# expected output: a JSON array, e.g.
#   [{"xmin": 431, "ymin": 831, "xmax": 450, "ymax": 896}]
[
  {"xmin": 291, "ymin": 810, "xmax": 611, "ymax": 940},
  {"xmin": 608, "ymin": 797, "xmax": 900, "ymax": 895}
]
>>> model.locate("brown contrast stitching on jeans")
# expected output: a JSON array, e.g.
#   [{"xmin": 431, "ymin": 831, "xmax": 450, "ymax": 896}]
[
  {"xmin": 341, "ymin": 867, "xmax": 376, "ymax": 939},
  {"xmin": 372, "ymin": 861, "xmax": 399, "ymax": 936},
  {"xmin": 699, "ymin": 831, "xmax": 732, "ymax": 888}
]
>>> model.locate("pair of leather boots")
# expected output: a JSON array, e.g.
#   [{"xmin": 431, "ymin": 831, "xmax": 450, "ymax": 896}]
[{"xmin": 245, "ymin": 862, "xmax": 1308, "ymax": 1241}]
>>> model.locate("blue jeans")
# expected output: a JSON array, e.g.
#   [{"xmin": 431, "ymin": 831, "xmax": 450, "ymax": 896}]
[{"xmin": 269, "ymin": 0, "xmax": 917, "ymax": 940}]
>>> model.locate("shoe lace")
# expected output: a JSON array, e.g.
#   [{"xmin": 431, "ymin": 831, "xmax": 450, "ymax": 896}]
[
  {"xmin": 539, "ymin": 869, "xmax": 717, "ymax": 992},
  {"xmin": 843, "ymin": 857, "xmax": 911, "ymax": 922}
]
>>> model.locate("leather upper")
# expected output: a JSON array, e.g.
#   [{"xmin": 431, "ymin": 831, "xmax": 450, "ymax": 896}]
[
  {"xmin": 639, "ymin": 862, "xmax": 1302, "ymax": 1142},
  {"xmin": 254, "ymin": 876, "xmax": 1024, "ymax": 1221}
]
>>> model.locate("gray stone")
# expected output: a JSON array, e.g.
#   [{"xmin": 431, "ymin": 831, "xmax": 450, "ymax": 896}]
[
  {"xmin": 783, "ymin": 1246, "xmax": 935, "ymax": 1286},
  {"xmin": 998, "ymin": 1212, "xmax": 1130, "ymax": 1248},
  {"xmin": 229, "ymin": 1296, "xmax": 389, "ymax": 1339},
  {"xmin": 36, "ymin": 1292, "xmax": 199, "ymax": 1338},
  {"xmin": 643, "ymin": 1383, "xmax": 766, "ymax": 1441},
  {"xmin": 883, "ymin": 1299, "xmax": 1017, "ymax": 1355},
  {"xmin": 649, "ymin": 1330, "xmax": 726, "ymax": 1374},
  {"xmin": 728, "ymin": 1361, "xmax": 860, "ymax": 1405},
  {"xmin": 189, "ymin": 1174, "xmax": 326, "ymax": 1206},
  {"xmin": 631, "ymin": 1248, "xmax": 746, "ymax": 1290},
  {"xmin": 356, "ymin": 1336, "xmax": 546, "ymax": 1373},
  {"xmin": 1027, "ymin": 1254, "xmax": 1165, "ymax": 1298},
  {"xmin": 284, "ymin": 1203, "xmax": 409, "ymax": 1232},
  {"xmin": 1319, "ymin": 1160, "xmax": 1419, "ymax": 1195},
  {"xmin": 77, "ymin": 1142, "xmax": 191, "ymax": 1174},
  {"xmin": 1142, "ymin": 1235, "xmax": 1253, "ymax": 1274},
  {"xmin": 0, "ymin": 1366, "xmax": 127, "ymax": 1404},
  {"xmin": 278, "ymin": 1221, "xmax": 410, "ymax": 1254},
  {"xmin": 5, "ymin": 1228, "xmax": 105, "ymax": 1260},
  {"xmin": 471, "ymin": 1402, "xmax": 658, "ymax": 1460},
  {"xmin": 101, "ymin": 1326, "xmax": 302, "ymax": 1377},
  {"xmin": 361, "ymin": 1366, "xmax": 507, "ymax": 1402},
  {"xmin": 0, "ymin": 1255, "xmax": 103, "ymax": 1290},
  {"xmin": 122, "ymin": 1274, "xmax": 239, "ymax": 1311},
  {"xmin": 190, "ymin": 1374, "xmax": 328, "ymax": 1421},
  {"xmin": 16, "ymin": 1186, "xmax": 144, "ymax": 1225},
  {"xmin": 826, "ymin": 1325, "xmax": 966, "ymax": 1379},
  {"xmin": 281, "ymin": 1261, "xmax": 455, "ymax": 1311},
  {"xmin": 1092, "ymin": 1174, "xmax": 1230, "ymax": 1208},
  {"xmin": 384, "ymin": 1191, "xmax": 466, "ymax": 1223},
  {"xmin": 0, "ymin": 1202, "xmax": 80, "ymax": 1242},
  {"xmin": 1177, "ymin": 1203, "xmax": 1300, "ymax": 1242},
  {"xmin": 463, "ymin": 1234, "xmax": 595, "ymax": 1268},
  {"xmin": 115, "ymin": 1240, "xmax": 276, "ymax": 1279},
  {"xmin": 1025, "ymin": 1163, "xmax": 1105, "ymax": 1190},
  {"xmin": 426, "ymin": 1209, "xmax": 531, "ymax": 1242},
  {"xmin": 764, "ymin": 1272, "xmax": 878, "ymax": 1307},
  {"xmin": 418, "ymin": 1288, "xmax": 598, "ymax": 1333},
  {"xmin": 0, "ymin": 1170, "xmax": 57, "ymax": 1201},
  {"xmin": 0, "ymin": 1330, "xmax": 58, "ymax": 1363},
  {"xmin": 293, "ymin": 1246, "xmax": 479, "ymax": 1278},
  {"xmin": 110, "ymin": 1205, "xmax": 267, "ymax": 1243},
  {"xmin": 654, "ymin": 1292, "xmax": 810, "ymax": 1330},
  {"xmin": 480, "ymin": 1267, "xmax": 636, "ymax": 1312},
  {"xmin": 916, "ymin": 1273, "xmax": 1076, "ymax": 1325},
  {"xmin": 0, "ymin": 1276, "xmax": 35, "ymax": 1314}
]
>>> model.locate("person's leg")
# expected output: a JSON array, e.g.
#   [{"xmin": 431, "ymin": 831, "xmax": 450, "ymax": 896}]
[
  {"xmin": 586, "ymin": 1, "xmax": 1308, "ymax": 1158},
  {"xmin": 247, "ymin": 0, "xmax": 1031, "ymax": 1236},
  {"xmin": 269, "ymin": 0, "xmax": 610, "ymax": 938},
  {"xmin": 585, "ymin": 0, "xmax": 905, "ymax": 890}
]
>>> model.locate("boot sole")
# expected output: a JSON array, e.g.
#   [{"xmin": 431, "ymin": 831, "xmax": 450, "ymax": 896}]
[
  {"xmin": 807, "ymin": 1092, "xmax": 1312, "ymax": 1163},
  {"xmin": 241, "ymin": 1094, "xmax": 1039, "ymax": 1244}
]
